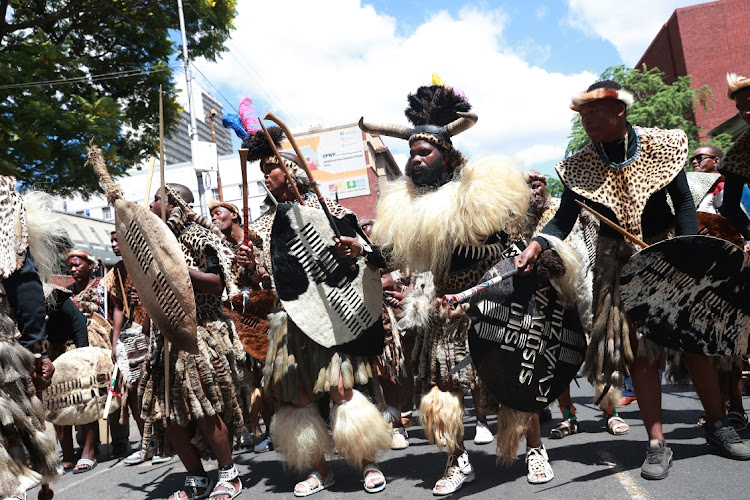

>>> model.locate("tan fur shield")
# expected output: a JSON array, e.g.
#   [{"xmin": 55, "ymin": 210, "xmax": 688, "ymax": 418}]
[
  {"xmin": 42, "ymin": 346, "xmax": 120, "ymax": 426},
  {"xmin": 114, "ymin": 199, "xmax": 198, "ymax": 354},
  {"xmin": 87, "ymin": 312, "xmax": 113, "ymax": 350}
]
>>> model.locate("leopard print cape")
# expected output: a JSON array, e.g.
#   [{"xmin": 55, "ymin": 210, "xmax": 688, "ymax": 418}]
[
  {"xmin": 556, "ymin": 127, "xmax": 689, "ymax": 242},
  {"xmin": 718, "ymin": 129, "xmax": 750, "ymax": 180},
  {"xmin": 0, "ymin": 176, "xmax": 28, "ymax": 279}
]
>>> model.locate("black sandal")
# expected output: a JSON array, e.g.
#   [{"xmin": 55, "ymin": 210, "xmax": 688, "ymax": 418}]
[{"xmin": 549, "ymin": 418, "xmax": 578, "ymax": 439}]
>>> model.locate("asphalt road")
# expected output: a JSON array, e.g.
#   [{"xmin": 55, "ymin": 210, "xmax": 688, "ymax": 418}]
[{"xmin": 33, "ymin": 376, "xmax": 750, "ymax": 500}]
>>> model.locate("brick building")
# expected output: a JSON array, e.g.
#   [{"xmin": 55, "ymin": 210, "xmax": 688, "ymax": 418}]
[{"xmin": 636, "ymin": 0, "xmax": 750, "ymax": 141}]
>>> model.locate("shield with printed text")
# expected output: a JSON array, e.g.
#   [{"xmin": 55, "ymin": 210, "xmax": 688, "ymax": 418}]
[
  {"xmin": 620, "ymin": 235, "xmax": 750, "ymax": 355},
  {"xmin": 114, "ymin": 199, "xmax": 198, "ymax": 354},
  {"xmin": 468, "ymin": 259, "xmax": 587, "ymax": 412},
  {"xmin": 270, "ymin": 203, "xmax": 384, "ymax": 355}
]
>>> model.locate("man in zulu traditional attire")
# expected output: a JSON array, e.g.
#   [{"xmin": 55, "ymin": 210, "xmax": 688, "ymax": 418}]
[
  {"xmin": 209, "ymin": 199, "xmax": 276, "ymax": 454},
  {"xmin": 525, "ymin": 171, "xmax": 632, "ymax": 439},
  {"xmin": 140, "ymin": 183, "xmax": 251, "ymax": 500},
  {"xmin": 719, "ymin": 73, "xmax": 750, "ymax": 241},
  {"xmin": 241, "ymin": 126, "xmax": 391, "ymax": 496},
  {"xmin": 104, "ymin": 231, "xmax": 172, "ymax": 466},
  {"xmin": 362, "ymin": 81, "xmax": 570, "ymax": 492},
  {"xmin": 515, "ymin": 80, "xmax": 750, "ymax": 480},
  {"xmin": 0, "ymin": 179, "xmax": 66, "ymax": 499}
]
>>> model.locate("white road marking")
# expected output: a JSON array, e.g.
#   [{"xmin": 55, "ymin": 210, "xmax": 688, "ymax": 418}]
[{"xmin": 597, "ymin": 449, "xmax": 650, "ymax": 500}]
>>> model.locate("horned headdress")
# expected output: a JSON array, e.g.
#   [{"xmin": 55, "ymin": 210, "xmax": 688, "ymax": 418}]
[{"xmin": 358, "ymin": 78, "xmax": 477, "ymax": 151}]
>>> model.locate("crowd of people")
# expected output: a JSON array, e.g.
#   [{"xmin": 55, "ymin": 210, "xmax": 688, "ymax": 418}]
[{"xmin": 1, "ymin": 70, "xmax": 749, "ymax": 500}]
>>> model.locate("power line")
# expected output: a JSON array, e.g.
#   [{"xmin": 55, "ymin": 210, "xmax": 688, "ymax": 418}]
[{"xmin": 0, "ymin": 66, "xmax": 171, "ymax": 90}]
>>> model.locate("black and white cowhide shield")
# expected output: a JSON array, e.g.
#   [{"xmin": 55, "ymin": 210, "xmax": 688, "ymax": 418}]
[
  {"xmin": 271, "ymin": 203, "xmax": 384, "ymax": 354},
  {"xmin": 620, "ymin": 235, "xmax": 750, "ymax": 355},
  {"xmin": 468, "ymin": 259, "xmax": 586, "ymax": 413}
]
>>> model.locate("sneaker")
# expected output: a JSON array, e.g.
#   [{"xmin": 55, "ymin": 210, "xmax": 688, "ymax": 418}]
[
  {"xmin": 641, "ymin": 439, "xmax": 672, "ymax": 480},
  {"xmin": 473, "ymin": 421, "xmax": 493, "ymax": 445},
  {"xmin": 240, "ymin": 430, "xmax": 255, "ymax": 448},
  {"xmin": 391, "ymin": 427, "xmax": 409, "ymax": 450},
  {"xmin": 526, "ymin": 444, "xmax": 554, "ymax": 484},
  {"xmin": 254, "ymin": 436, "xmax": 273, "ymax": 454},
  {"xmin": 124, "ymin": 449, "xmax": 152, "ymax": 466},
  {"xmin": 432, "ymin": 451, "xmax": 475, "ymax": 495},
  {"xmin": 706, "ymin": 417, "xmax": 750, "ymax": 460},
  {"xmin": 617, "ymin": 395, "xmax": 638, "ymax": 407},
  {"xmin": 151, "ymin": 455, "xmax": 172, "ymax": 465}
]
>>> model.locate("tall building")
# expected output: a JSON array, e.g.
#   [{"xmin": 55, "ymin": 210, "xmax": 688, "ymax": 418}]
[
  {"xmin": 164, "ymin": 90, "xmax": 234, "ymax": 165},
  {"xmin": 636, "ymin": 0, "xmax": 750, "ymax": 141}
]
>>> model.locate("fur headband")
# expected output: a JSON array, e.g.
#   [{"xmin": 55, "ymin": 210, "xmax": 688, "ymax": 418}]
[
  {"xmin": 67, "ymin": 251, "xmax": 98, "ymax": 270},
  {"xmin": 207, "ymin": 199, "xmax": 242, "ymax": 224},
  {"xmin": 570, "ymin": 87, "xmax": 634, "ymax": 111},
  {"xmin": 727, "ymin": 73, "xmax": 750, "ymax": 99}
]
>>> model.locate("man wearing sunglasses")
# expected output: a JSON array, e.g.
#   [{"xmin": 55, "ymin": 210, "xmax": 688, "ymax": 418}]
[{"xmin": 690, "ymin": 146, "xmax": 722, "ymax": 173}]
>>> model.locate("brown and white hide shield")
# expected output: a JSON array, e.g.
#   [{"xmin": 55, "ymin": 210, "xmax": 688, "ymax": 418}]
[
  {"xmin": 114, "ymin": 199, "xmax": 198, "ymax": 354},
  {"xmin": 271, "ymin": 203, "xmax": 384, "ymax": 354},
  {"xmin": 224, "ymin": 289, "xmax": 276, "ymax": 361},
  {"xmin": 468, "ymin": 259, "xmax": 586, "ymax": 412},
  {"xmin": 620, "ymin": 235, "xmax": 750, "ymax": 355},
  {"xmin": 115, "ymin": 322, "xmax": 148, "ymax": 385},
  {"xmin": 42, "ymin": 346, "xmax": 120, "ymax": 426}
]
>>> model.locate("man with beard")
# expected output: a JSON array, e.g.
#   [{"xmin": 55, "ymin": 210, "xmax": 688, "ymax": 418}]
[
  {"xmin": 516, "ymin": 80, "xmax": 750, "ymax": 480},
  {"xmin": 362, "ymin": 81, "xmax": 571, "ymax": 492}
]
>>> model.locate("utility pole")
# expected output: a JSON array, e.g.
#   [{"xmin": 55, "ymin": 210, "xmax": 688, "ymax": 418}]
[
  {"xmin": 176, "ymin": 0, "xmax": 207, "ymax": 216},
  {"xmin": 208, "ymin": 107, "xmax": 224, "ymax": 201}
]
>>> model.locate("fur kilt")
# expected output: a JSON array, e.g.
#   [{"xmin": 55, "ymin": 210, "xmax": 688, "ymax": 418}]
[
  {"xmin": 262, "ymin": 310, "xmax": 381, "ymax": 406},
  {"xmin": 138, "ymin": 310, "xmax": 252, "ymax": 459},
  {"xmin": 413, "ymin": 306, "xmax": 475, "ymax": 394},
  {"xmin": 0, "ymin": 334, "xmax": 61, "ymax": 497},
  {"xmin": 584, "ymin": 233, "xmax": 669, "ymax": 407}
]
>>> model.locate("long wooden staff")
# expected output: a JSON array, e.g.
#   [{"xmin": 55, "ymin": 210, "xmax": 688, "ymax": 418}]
[
  {"xmin": 143, "ymin": 157, "xmax": 156, "ymax": 208},
  {"xmin": 574, "ymin": 200, "xmax": 647, "ymax": 248},
  {"xmin": 238, "ymin": 149, "xmax": 251, "ymax": 245},
  {"xmin": 263, "ymin": 111, "xmax": 341, "ymax": 238},
  {"xmin": 159, "ymin": 85, "xmax": 171, "ymax": 417},
  {"xmin": 116, "ymin": 267, "xmax": 130, "ymax": 319},
  {"xmin": 257, "ymin": 120, "xmax": 305, "ymax": 205}
]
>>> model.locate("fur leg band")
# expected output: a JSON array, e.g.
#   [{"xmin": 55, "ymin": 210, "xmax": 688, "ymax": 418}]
[
  {"xmin": 331, "ymin": 390, "xmax": 391, "ymax": 469},
  {"xmin": 418, "ymin": 386, "xmax": 464, "ymax": 454},
  {"xmin": 270, "ymin": 404, "xmax": 332, "ymax": 472},
  {"xmin": 495, "ymin": 406, "xmax": 532, "ymax": 466}
]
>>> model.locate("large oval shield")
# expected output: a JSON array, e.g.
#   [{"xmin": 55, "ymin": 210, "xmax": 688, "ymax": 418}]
[
  {"xmin": 620, "ymin": 235, "xmax": 750, "ymax": 355},
  {"xmin": 271, "ymin": 203, "xmax": 383, "ymax": 354},
  {"xmin": 468, "ymin": 259, "xmax": 587, "ymax": 412},
  {"xmin": 43, "ymin": 346, "xmax": 120, "ymax": 426},
  {"xmin": 114, "ymin": 198, "xmax": 198, "ymax": 354}
]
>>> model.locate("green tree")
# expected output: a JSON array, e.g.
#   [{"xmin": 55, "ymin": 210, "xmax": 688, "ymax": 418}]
[
  {"xmin": 564, "ymin": 65, "xmax": 731, "ymax": 159},
  {"xmin": 547, "ymin": 177, "xmax": 564, "ymax": 198},
  {"xmin": 0, "ymin": 0, "xmax": 237, "ymax": 197}
]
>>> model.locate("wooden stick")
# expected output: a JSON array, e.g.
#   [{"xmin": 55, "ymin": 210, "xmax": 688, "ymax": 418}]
[
  {"xmin": 263, "ymin": 111, "xmax": 341, "ymax": 238},
  {"xmin": 159, "ymin": 85, "xmax": 171, "ymax": 417},
  {"xmin": 238, "ymin": 149, "xmax": 250, "ymax": 245},
  {"xmin": 143, "ymin": 156, "xmax": 156, "ymax": 208},
  {"xmin": 257, "ymin": 119, "xmax": 305, "ymax": 205},
  {"xmin": 115, "ymin": 267, "xmax": 130, "ymax": 319},
  {"xmin": 575, "ymin": 200, "xmax": 648, "ymax": 248}
]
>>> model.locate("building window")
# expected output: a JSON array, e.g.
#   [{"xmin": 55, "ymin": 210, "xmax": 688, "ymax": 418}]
[
  {"xmin": 256, "ymin": 181, "xmax": 265, "ymax": 195},
  {"xmin": 211, "ymin": 188, "xmax": 219, "ymax": 200},
  {"xmin": 102, "ymin": 206, "xmax": 111, "ymax": 220}
]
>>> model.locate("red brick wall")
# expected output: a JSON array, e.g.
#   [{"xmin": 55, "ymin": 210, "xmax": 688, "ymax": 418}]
[
  {"xmin": 337, "ymin": 167, "xmax": 380, "ymax": 220},
  {"xmin": 637, "ymin": 0, "xmax": 750, "ymax": 141}
]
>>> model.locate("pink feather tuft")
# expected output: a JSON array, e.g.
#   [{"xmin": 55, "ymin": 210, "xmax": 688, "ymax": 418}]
[{"xmin": 238, "ymin": 97, "xmax": 259, "ymax": 133}]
